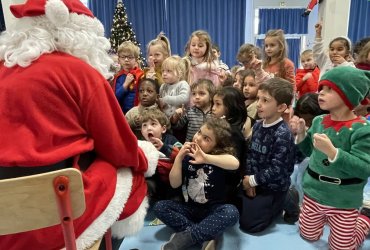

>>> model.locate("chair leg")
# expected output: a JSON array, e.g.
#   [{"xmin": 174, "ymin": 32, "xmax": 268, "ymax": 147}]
[
  {"xmin": 104, "ymin": 228, "xmax": 113, "ymax": 250},
  {"xmin": 54, "ymin": 175, "xmax": 77, "ymax": 250}
]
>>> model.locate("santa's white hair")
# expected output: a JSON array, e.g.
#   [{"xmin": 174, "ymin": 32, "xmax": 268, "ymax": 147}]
[{"xmin": 0, "ymin": 12, "xmax": 114, "ymax": 80}]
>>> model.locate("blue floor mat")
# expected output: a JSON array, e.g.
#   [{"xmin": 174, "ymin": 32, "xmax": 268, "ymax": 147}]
[
  {"xmin": 120, "ymin": 214, "xmax": 370, "ymax": 250},
  {"xmin": 121, "ymin": 178, "xmax": 370, "ymax": 250}
]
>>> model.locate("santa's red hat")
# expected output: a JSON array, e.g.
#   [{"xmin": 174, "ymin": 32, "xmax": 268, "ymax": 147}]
[{"xmin": 10, "ymin": 0, "xmax": 93, "ymax": 25}]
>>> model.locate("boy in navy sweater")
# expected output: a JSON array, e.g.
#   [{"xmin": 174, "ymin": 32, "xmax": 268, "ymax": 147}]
[
  {"xmin": 239, "ymin": 78, "xmax": 296, "ymax": 233},
  {"xmin": 141, "ymin": 109, "xmax": 183, "ymax": 204}
]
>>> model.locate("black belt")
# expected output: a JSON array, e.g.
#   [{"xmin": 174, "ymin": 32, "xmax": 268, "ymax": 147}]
[
  {"xmin": 0, "ymin": 151, "xmax": 96, "ymax": 180},
  {"xmin": 0, "ymin": 158, "xmax": 73, "ymax": 180},
  {"xmin": 307, "ymin": 168, "xmax": 363, "ymax": 185}
]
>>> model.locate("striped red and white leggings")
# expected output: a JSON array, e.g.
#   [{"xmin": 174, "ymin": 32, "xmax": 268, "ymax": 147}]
[{"xmin": 299, "ymin": 195, "xmax": 370, "ymax": 250}]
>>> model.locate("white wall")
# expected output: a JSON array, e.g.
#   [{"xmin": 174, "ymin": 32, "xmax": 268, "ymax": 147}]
[
  {"xmin": 253, "ymin": 0, "xmax": 308, "ymax": 8},
  {"xmin": 251, "ymin": 0, "xmax": 319, "ymax": 52},
  {"xmin": 1, "ymin": 0, "xmax": 25, "ymax": 29}
]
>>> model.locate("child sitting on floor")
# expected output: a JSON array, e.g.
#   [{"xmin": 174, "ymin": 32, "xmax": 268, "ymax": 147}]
[
  {"xmin": 141, "ymin": 109, "xmax": 183, "ymax": 204},
  {"xmin": 153, "ymin": 118, "xmax": 240, "ymax": 250}
]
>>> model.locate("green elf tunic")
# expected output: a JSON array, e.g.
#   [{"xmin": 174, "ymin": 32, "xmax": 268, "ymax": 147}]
[{"xmin": 298, "ymin": 114, "xmax": 370, "ymax": 209}]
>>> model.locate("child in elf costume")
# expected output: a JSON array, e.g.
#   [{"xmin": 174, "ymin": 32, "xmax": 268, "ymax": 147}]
[
  {"xmin": 294, "ymin": 67, "xmax": 370, "ymax": 250},
  {"xmin": 0, "ymin": 0, "xmax": 158, "ymax": 249}
]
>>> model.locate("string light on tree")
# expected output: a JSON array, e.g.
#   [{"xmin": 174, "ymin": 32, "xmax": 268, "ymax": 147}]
[{"xmin": 109, "ymin": 0, "xmax": 145, "ymax": 65}]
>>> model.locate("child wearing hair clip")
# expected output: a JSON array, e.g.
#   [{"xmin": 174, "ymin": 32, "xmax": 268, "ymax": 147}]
[
  {"xmin": 294, "ymin": 67, "xmax": 370, "ymax": 250},
  {"xmin": 144, "ymin": 32, "xmax": 171, "ymax": 85}
]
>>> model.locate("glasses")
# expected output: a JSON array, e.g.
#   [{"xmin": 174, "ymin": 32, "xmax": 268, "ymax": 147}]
[{"xmin": 119, "ymin": 55, "xmax": 136, "ymax": 60}]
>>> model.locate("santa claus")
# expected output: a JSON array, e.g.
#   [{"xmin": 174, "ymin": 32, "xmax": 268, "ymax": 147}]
[{"xmin": 0, "ymin": 0, "xmax": 158, "ymax": 249}]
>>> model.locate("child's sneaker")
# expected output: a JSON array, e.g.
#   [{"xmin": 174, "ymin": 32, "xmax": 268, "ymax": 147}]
[
  {"xmin": 161, "ymin": 230, "xmax": 195, "ymax": 250},
  {"xmin": 202, "ymin": 239, "xmax": 216, "ymax": 250},
  {"xmin": 360, "ymin": 200, "xmax": 370, "ymax": 218},
  {"xmin": 283, "ymin": 187, "xmax": 300, "ymax": 224}
]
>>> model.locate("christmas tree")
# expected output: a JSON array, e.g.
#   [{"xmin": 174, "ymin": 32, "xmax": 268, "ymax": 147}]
[{"xmin": 109, "ymin": 0, "xmax": 144, "ymax": 65}]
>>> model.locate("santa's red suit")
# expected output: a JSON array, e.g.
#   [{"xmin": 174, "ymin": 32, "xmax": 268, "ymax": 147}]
[{"xmin": 0, "ymin": 1, "xmax": 158, "ymax": 249}]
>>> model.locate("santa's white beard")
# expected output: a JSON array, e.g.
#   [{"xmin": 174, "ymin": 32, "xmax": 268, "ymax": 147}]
[{"xmin": 0, "ymin": 13, "xmax": 114, "ymax": 80}]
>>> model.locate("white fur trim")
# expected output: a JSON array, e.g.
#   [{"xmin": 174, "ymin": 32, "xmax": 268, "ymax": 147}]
[
  {"xmin": 111, "ymin": 196, "xmax": 149, "ymax": 238},
  {"xmin": 45, "ymin": 0, "xmax": 69, "ymax": 26},
  {"xmin": 138, "ymin": 140, "xmax": 159, "ymax": 177},
  {"xmin": 61, "ymin": 168, "xmax": 133, "ymax": 250}
]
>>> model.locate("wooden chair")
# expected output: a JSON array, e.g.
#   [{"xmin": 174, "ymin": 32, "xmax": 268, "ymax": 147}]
[{"xmin": 0, "ymin": 168, "xmax": 112, "ymax": 250}]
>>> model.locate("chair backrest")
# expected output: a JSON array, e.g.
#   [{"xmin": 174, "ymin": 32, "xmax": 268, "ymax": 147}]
[{"xmin": 0, "ymin": 168, "xmax": 85, "ymax": 235}]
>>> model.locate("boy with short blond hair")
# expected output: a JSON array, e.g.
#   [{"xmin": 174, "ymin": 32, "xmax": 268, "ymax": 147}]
[
  {"xmin": 240, "ymin": 78, "xmax": 296, "ymax": 233},
  {"xmin": 295, "ymin": 49, "xmax": 320, "ymax": 98},
  {"xmin": 112, "ymin": 41, "xmax": 144, "ymax": 114}
]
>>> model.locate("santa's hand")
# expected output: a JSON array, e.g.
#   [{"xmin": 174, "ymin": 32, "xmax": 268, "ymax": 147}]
[
  {"xmin": 245, "ymin": 187, "xmax": 256, "ymax": 198},
  {"xmin": 242, "ymin": 175, "xmax": 252, "ymax": 190},
  {"xmin": 313, "ymin": 133, "xmax": 337, "ymax": 159},
  {"xmin": 150, "ymin": 137, "xmax": 163, "ymax": 150}
]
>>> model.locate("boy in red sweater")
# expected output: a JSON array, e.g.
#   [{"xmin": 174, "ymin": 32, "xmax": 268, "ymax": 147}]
[{"xmin": 296, "ymin": 49, "xmax": 320, "ymax": 98}]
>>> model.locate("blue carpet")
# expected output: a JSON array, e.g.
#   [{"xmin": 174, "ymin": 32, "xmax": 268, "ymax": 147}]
[
  {"xmin": 120, "ymin": 213, "xmax": 370, "ymax": 250},
  {"xmin": 120, "ymin": 178, "xmax": 370, "ymax": 250}
]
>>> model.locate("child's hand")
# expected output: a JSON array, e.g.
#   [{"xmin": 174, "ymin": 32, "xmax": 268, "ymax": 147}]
[
  {"xmin": 175, "ymin": 105, "xmax": 185, "ymax": 117},
  {"xmin": 158, "ymin": 98, "xmax": 166, "ymax": 109},
  {"xmin": 346, "ymin": 54, "xmax": 355, "ymax": 63},
  {"xmin": 313, "ymin": 133, "xmax": 337, "ymax": 159},
  {"xmin": 177, "ymin": 142, "xmax": 192, "ymax": 159},
  {"xmin": 302, "ymin": 72, "xmax": 313, "ymax": 82},
  {"xmin": 331, "ymin": 55, "xmax": 346, "ymax": 65},
  {"xmin": 148, "ymin": 57, "xmax": 155, "ymax": 70},
  {"xmin": 289, "ymin": 115, "xmax": 300, "ymax": 135},
  {"xmin": 149, "ymin": 137, "xmax": 164, "ymax": 150},
  {"xmin": 188, "ymin": 143, "xmax": 207, "ymax": 164},
  {"xmin": 250, "ymin": 58, "xmax": 262, "ymax": 71},
  {"xmin": 133, "ymin": 115, "xmax": 141, "ymax": 126},
  {"xmin": 123, "ymin": 73, "xmax": 135, "ymax": 88},
  {"xmin": 315, "ymin": 22, "xmax": 322, "ymax": 38},
  {"xmin": 296, "ymin": 118, "xmax": 306, "ymax": 135},
  {"xmin": 147, "ymin": 58, "xmax": 156, "ymax": 79},
  {"xmin": 218, "ymin": 69, "xmax": 227, "ymax": 82}
]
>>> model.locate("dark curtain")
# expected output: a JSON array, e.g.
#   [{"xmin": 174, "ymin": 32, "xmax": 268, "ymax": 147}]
[
  {"xmin": 258, "ymin": 8, "xmax": 308, "ymax": 34},
  {"xmin": 348, "ymin": 0, "xmax": 370, "ymax": 44},
  {"xmin": 89, "ymin": 0, "xmax": 166, "ymax": 59},
  {"xmin": 166, "ymin": 0, "xmax": 246, "ymax": 67},
  {"xmin": 0, "ymin": 2, "xmax": 5, "ymax": 32},
  {"xmin": 256, "ymin": 38, "xmax": 301, "ymax": 70},
  {"xmin": 286, "ymin": 38, "xmax": 301, "ymax": 70},
  {"xmin": 88, "ymin": 0, "xmax": 245, "ymax": 66},
  {"xmin": 88, "ymin": 0, "xmax": 116, "ymax": 37},
  {"xmin": 124, "ymin": 0, "xmax": 166, "ymax": 57}
]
